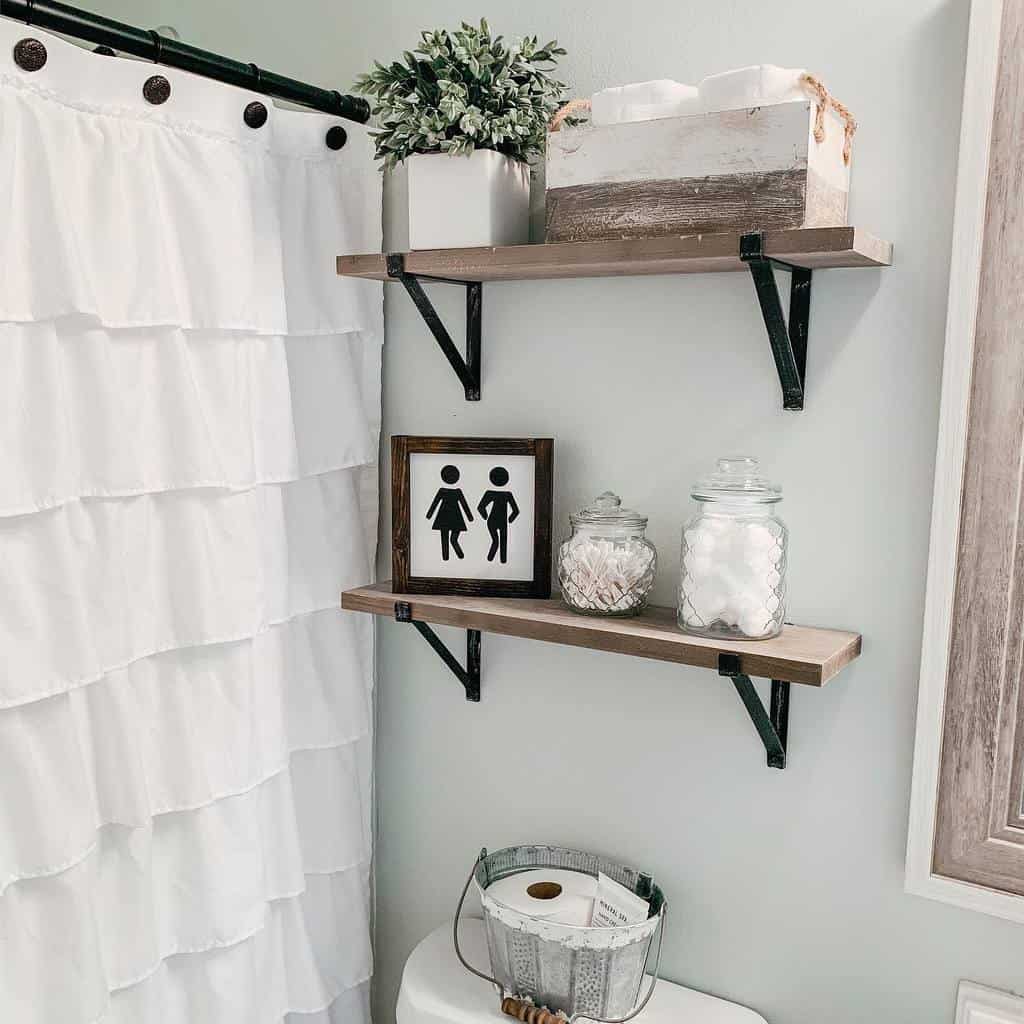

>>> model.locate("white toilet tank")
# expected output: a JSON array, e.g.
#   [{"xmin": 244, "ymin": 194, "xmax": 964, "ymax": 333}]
[{"xmin": 396, "ymin": 921, "xmax": 767, "ymax": 1024}]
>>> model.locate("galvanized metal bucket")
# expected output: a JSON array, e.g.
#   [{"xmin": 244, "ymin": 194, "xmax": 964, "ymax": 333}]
[{"xmin": 453, "ymin": 846, "xmax": 667, "ymax": 1024}]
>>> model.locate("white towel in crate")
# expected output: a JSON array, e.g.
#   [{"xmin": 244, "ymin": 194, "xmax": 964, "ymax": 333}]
[
  {"xmin": 589, "ymin": 79, "xmax": 700, "ymax": 125},
  {"xmin": 698, "ymin": 65, "xmax": 808, "ymax": 112}
]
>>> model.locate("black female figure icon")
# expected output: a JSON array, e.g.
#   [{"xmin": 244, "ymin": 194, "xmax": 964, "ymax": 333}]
[
  {"xmin": 477, "ymin": 467, "xmax": 520, "ymax": 564},
  {"xmin": 425, "ymin": 465, "xmax": 473, "ymax": 561}
]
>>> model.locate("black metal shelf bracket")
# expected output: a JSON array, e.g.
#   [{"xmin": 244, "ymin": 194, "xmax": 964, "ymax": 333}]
[
  {"xmin": 386, "ymin": 254, "xmax": 482, "ymax": 401},
  {"xmin": 718, "ymin": 652, "xmax": 791, "ymax": 769},
  {"xmin": 395, "ymin": 601, "xmax": 481, "ymax": 701},
  {"xmin": 739, "ymin": 232, "xmax": 812, "ymax": 411}
]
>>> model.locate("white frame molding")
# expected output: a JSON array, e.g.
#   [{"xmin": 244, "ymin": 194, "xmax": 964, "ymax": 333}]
[
  {"xmin": 956, "ymin": 982, "xmax": 1024, "ymax": 1024},
  {"xmin": 904, "ymin": 0, "xmax": 1024, "ymax": 922}
]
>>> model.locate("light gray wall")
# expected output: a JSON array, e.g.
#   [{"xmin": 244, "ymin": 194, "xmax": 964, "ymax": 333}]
[{"xmin": 87, "ymin": 0, "xmax": 1024, "ymax": 1020}]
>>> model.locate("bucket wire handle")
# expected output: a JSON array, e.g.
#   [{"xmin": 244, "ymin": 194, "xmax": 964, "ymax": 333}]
[{"xmin": 453, "ymin": 847, "xmax": 504, "ymax": 992}]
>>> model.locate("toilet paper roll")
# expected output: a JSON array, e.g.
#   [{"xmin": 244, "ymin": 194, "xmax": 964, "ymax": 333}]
[{"xmin": 485, "ymin": 869, "xmax": 597, "ymax": 927}]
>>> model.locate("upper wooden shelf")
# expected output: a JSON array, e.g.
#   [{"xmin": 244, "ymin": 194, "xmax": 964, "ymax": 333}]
[
  {"xmin": 337, "ymin": 227, "xmax": 892, "ymax": 283},
  {"xmin": 341, "ymin": 582, "xmax": 861, "ymax": 687}
]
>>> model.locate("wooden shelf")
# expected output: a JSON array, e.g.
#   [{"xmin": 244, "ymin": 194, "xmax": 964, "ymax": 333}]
[
  {"xmin": 337, "ymin": 227, "xmax": 891, "ymax": 409},
  {"xmin": 342, "ymin": 582, "xmax": 861, "ymax": 688},
  {"xmin": 337, "ymin": 227, "xmax": 892, "ymax": 283}
]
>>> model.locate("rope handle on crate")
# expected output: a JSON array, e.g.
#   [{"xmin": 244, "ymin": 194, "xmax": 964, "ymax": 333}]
[
  {"xmin": 800, "ymin": 72, "xmax": 857, "ymax": 165},
  {"xmin": 452, "ymin": 848, "xmax": 669, "ymax": 1024},
  {"xmin": 550, "ymin": 75, "xmax": 856, "ymax": 165},
  {"xmin": 548, "ymin": 98, "xmax": 591, "ymax": 132}
]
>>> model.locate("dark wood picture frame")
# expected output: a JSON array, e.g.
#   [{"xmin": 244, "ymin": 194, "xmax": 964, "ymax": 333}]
[{"xmin": 392, "ymin": 436, "xmax": 553, "ymax": 598}]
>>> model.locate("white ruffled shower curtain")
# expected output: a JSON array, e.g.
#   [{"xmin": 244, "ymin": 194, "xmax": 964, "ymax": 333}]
[{"xmin": 0, "ymin": 18, "xmax": 382, "ymax": 1024}]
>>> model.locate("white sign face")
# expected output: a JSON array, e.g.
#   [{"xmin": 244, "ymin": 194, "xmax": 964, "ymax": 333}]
[{"xmin": 409, "ymin": 452, "xmax": 536, "ymax": 581}]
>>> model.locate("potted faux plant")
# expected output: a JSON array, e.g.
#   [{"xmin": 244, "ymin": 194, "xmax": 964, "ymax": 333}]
[{"xmin": 354, "ymin": 21, "xmax": 567, "ymax": 250}]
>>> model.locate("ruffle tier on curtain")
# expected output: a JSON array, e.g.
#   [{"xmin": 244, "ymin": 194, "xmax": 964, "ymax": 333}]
[{"xmin": 0, "ymin": 17, "xmax": 382, "ymax": 1024}]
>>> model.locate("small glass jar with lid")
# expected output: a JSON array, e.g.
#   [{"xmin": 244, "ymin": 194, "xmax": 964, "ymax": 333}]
[
  {"xmin": 677, "ymin": 457, "xmax": 788, "ymax": 640},
  {"xmin": 558, "ymin": 491, "xmax": 658, "ymax": 616}
]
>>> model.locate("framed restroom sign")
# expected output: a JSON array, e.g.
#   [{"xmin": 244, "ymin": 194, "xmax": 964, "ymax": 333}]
[{"xmin": 391, "ymin": 436, "xmax": 553, "ymax": 598}]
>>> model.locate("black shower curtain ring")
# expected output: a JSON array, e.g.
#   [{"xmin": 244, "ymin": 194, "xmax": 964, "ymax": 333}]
[
  {"xmin": 249, "ymin": 63, "xmax": 263, "ymax": 88},
  {"xmin": 22, "ymin": 0, "xmax": 35, "ymax": 25},
  {"xmin": 149, "ymin": 29, "xmax": 163, "ymax": 63}
]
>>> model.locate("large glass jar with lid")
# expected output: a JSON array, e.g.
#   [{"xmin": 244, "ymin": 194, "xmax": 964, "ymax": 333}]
[
  {"xmin": 677, "ymin": 457, "xmax": 787, "ymax": 640},
  {"xmin": 558, "ymin": 491, "xmax": 658, "ymax": 616}
]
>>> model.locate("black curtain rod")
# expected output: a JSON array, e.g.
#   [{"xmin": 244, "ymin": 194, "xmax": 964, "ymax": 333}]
[{"xmin": 0, "ymin": 0, "xmax": 371, "ymax": 124}]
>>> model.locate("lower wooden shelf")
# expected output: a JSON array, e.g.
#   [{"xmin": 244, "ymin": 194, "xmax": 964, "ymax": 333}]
[
  {"xmin": 342, "ymin": 583, "xmax": 861, "ymax": 769},
  {"xmin": 341, "ymin": 582, "xmax": 860, "ymax": 687}
]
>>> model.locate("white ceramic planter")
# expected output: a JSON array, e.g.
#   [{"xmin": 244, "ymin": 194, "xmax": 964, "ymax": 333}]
[{"xmin": 385, "ymin": 150, "xmax": 531, "ymax": 251}]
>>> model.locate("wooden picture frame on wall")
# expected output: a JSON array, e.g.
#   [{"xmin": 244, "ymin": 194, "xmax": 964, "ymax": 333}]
[
  {"xmin": 392, "ymin": 436, "xmax": 553, "ymax": 598},
  {"xmin": 905, "ymin": 0, "xmax": 1024, "ymax": 923}
]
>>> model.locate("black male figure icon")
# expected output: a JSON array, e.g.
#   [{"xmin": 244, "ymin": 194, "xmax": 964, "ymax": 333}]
[
  {"xmin": 425, "ymin": 465, "xmax": 473, "ymax": 561},
  {"xmin": 477, "ymin": 467, "xmax": 520, "ymax": 564}
]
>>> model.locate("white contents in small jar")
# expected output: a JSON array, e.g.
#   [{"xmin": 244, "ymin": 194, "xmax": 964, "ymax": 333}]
[
  {"xmin": 559, "ymin": 536, "xmax": 656, "ymax": 614},
  {"xmin": 558, "ymin": 491, "xmax": 658, "ymax": 617}
]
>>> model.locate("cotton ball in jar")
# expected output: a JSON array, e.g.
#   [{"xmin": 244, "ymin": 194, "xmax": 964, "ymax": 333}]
[
  {"xmin": 702, "ymin": 518, "xmax": 733, "ymax": 546},
  {"xmin": 743, "ymin": 523, "xmax": 776, "ymax": 552},
  {"xmin": 720, "ymin": 605, "xmax": 740, "ymax": 627},
  {"xmin": 731, "ymin": 587, "xmax": 759, "ymax": 614},
  {"xmin": 684, "ymin": 527, "xmax": 710, "ymax": 550},
  {"xmin": 736, "ymin": 558, "xmax": 772, "ymax": 586},
  {"xmin": 683, "ymin": 550, "xmax": 714, "ymax": 579},
  {"xmin": 690, "ymin": 584, "xmax": 727, "ymax": 624},
  {"xmin": 715, "ymin": 564, "xmax": 748, "ymax": 598},
  {"xmin": 740, "ymin": 608, "xmax": 773, "ymax": 637}
]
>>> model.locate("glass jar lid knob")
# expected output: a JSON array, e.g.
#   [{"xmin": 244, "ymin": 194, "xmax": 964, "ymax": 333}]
[
  {"xmin": 572, "ymin": 491, "xmax": 648, "ymax": 528},
  {"xmin": 691, "ymin": 456, "xmax": 782, "ymax": 502}
]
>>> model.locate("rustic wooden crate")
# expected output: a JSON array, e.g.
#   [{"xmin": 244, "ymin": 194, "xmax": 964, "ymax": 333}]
[{"xmin": 545, "ymin": 100, "xmax": 851, "ymax": 243}]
